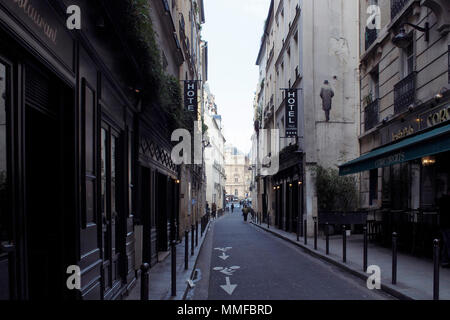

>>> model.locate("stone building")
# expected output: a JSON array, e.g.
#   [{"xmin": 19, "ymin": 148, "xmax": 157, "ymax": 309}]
[
  {"xmin": 204, "ymin": 85, "xmax": 227, "ymax": 211},
  {"xmin": 252, "ymin": 0, "xmax": 360, "ymax": 235},
  {"xmin": 340, "ymin": 0, "xmax": 450, "ymax": 257},
  {"xmin": 225, "ymin": 146, "xmax": 251, "ymax": 200}
]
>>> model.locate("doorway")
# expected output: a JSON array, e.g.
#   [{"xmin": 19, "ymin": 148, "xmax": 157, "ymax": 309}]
[
  {"xmin": 100, "ymin": 124, "xmax": 123, "ymax": 299},
  {"xmin": 24, "ymin": 64, "xmax": 65, "ymax": 299},
  {"xmin": 155, "ymin": 172, "xmax": 168, "ymax": 253},
  {"xmin": 0, "ymin": 57, "xmax": 13, "ymax": 300}
]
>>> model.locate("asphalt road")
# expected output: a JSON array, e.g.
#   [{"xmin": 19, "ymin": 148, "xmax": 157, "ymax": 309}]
[{"xmin": 188, "ymin": 212, "xmax": 394, "ymax": 300}]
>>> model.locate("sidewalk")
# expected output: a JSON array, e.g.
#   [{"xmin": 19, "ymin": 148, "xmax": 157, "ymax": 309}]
[
  {"xmin": 125, "ymin": 219, "xmax": 214, "ymax": 300},
  {"xmin": 251, "ymin": 220, "xmax": 450, "ymax": 300}
]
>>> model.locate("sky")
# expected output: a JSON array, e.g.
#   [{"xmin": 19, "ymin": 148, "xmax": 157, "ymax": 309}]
[{"xmin": 202, "ymin": 0, "xmax": 271, "ymax": 154}]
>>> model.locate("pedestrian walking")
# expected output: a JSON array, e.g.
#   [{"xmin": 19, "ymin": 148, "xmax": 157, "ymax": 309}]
[
  {"xmin": 231, "ymin": 203, "xmax": 234, "ymax": 213},
  {"xmin": 212, "ymin": 203, "xmax": 217, "ymax": 220},
  {"xmin": 242, "ymin": 205, "xmax": 249, "ymax": 222}
]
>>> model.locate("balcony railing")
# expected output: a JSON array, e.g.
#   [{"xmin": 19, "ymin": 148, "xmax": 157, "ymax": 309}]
[
  {"xmin": 365, "ymin": 27, "xmax": 378, "ymax": 50},
  {"xmin": 391, "ymin": 0, "xmax": 410, "ymax": 19},
  {"xmin": 364, "ymin": 98, "xmax": 379, "ymax": 131},
  {"xmin": 394, "ymin": 72, "xmax": 416, "ymax": 114}
]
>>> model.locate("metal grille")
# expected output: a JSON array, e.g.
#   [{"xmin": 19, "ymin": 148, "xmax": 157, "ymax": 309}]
[
  {"xmin": 365, "ymin": 27, "xmax": 378, "ymax": 50},
  {"xmin": 364, "ymin": 98, "xmax": 379, "ymax": 131},
  {"xmin": 391, "ymin": 0, "xmax": 410, "ymax": 19},
  {"xmin": 25, "ymin": 67, "xmax": 50, "ymax": 109},
  {"xmin": 394, "ymin": 72, "xmax": 416, "ymax": 114}
]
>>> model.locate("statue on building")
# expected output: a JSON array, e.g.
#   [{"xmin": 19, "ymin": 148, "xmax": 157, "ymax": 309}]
[{"xmin": 320, "ymin": 80, "xmax": 334, "ymax": 122}]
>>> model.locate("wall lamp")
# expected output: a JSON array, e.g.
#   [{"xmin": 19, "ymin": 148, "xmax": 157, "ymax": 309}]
[
  {"xmin": 392, "ymin": 22, "xmax": 429, "ymax": 48},
  {"xmin": 435, "ymin": 87, "xmax": 449, "ymax": 102}
]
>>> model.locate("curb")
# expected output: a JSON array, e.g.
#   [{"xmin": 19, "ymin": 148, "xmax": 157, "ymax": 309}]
[
  {"xmin": 250, "ymin": 221, "xmax": 414, "ymax": 301},
  {"xmin": 181, "ymin": 219, "xmax": 213, "ymax": 300}
]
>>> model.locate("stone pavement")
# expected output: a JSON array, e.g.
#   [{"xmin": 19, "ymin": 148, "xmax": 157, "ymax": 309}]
[
  {"xmin": 125, "ymin": 218, "xmax": 217, "ymax": 300},
  {"xmin": 251, "ymin": 220, "xmax": 450, "ymax": 300}
]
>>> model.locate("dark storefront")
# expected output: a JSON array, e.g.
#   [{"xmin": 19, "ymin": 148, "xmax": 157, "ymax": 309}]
[
  {"xmin": 340, "ymin": 94, "xmax": 450, "ymax": 257},
  {"xmin": 0, "ymin": 0, "xmax": 179, "ymax": 300},
  {"xmin": 271, "ymin": 144, "xmax": 304, "ymax": 234}
]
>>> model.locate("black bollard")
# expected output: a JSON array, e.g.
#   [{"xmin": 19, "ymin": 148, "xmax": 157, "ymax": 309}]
[
  {"xmin": 171, "ymin": 241, "xmax": 176, "ymax": 297},
  {"xmin": 191, "ymin": 225, "xmax": 195, "ymax": 256},
  {"xmin": 304, "ymin": 220, "xmax": 307, "ymax": 245},
  {"xmin": 392, "ymin": 232, "xmax": 397, "ymax": 285},
  {"xmin": 363, "ymin": 226, "xmax": 368, "ymax": 272},
  {"xmin": 195, "ymin": 222, "xmax": 199, "ymax": 247},
  {"xmin": 297, "ymin": 218, "xmax": 300, "ymax": 242},
  {"xmin": 140, "ymin": 263, "xmax": 150, "ymax": 301},
  {"xmin": 342, "ymin": 225, "xmax": 347, "ymax": 263},
  {"xmin": 326, "ymin": 222, "xmax": 330, "ymax": 255},
  {"xmin": 433, "ymin": 239, "xmax": 440, "ymax": 300},
  {"xmin": 185, "ymin": 230, "xmax": 189, "ymax": 270},
  {"xmin": 314, "ymin": 219, "xmax": 318, "ymax": 250}
]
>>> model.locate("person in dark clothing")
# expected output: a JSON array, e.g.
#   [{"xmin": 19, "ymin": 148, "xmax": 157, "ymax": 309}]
[
  {"xmin": 231, "ymin": 203, "xmax": 234, "ymax": 213},
  {"xmin": 438, "ymin": 191, "xmax": 450, "ymax": 267},
  {"xmin": 212, "ymin": 203, "xmax": 217, "ymax": 220},
  {"xmin": 242, "ymin": 205, "xmax": 249, "ymax": 222}
]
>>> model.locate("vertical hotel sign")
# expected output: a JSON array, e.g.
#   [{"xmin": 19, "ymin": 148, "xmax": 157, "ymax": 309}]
[
  {"xmin": 184, "ymin": 81, "xmax": 198, "ymax": 114},
  {"xmin": 285, "ymin": 89, "xmax": 298, "ymax": 137}
]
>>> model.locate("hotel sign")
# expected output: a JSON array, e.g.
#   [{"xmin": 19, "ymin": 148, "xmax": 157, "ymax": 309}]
[
  {"xmin": 184, "ymin": 81, "xmax": 198, "ymax": 114},
  {"xmin": 285, "ymin": 89, "xmax": 298, "ymax": 138},
  {"xmin": 2, "ymin": 0, "xmax": 74, "ymax": 69}
]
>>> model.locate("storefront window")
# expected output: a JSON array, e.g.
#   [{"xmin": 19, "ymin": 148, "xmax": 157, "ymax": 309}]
[{"xmin": 0, "ymin": 62, "xmax": 9, "ymax": 243}]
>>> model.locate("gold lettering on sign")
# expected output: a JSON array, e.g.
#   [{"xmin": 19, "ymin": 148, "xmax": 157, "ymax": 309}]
[
  {"xmin": 427, "ymin": 106, "xmax": 450, "ymax": 127},
  {"xmin": 392, "ymin": 126, "xmax": 414, "ymax": 141},
  {"xmin": 12, "ymin": 0, "xmax": 58, "ymax": 44}
]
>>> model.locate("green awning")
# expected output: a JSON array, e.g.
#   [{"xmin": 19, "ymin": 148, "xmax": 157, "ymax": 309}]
[{"xmin": 339, "ymin": 123, "xmax": 450, "ymax": 175}]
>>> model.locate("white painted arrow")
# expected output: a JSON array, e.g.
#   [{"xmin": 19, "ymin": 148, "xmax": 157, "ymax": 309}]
[
  {"xmin": 219, "ymin": 252, "xmax": 229, "ymax": 260},
  {"xmin": 220, "ymin": 277, "xmax": 237, "ymax": 295}
]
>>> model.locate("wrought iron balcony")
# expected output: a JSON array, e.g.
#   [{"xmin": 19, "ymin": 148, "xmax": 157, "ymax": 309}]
[
  {"xmin": 391, "ymin": 0, "xmax": 410, "ymax": 19},
  {"xmin": 394, "ymin": 72, "xmax": 416, "ymax": 114},
  {"xmin": 365, "ymin": 27, "xmax": 378, "ymax": 50},
  {"xmin": 364, "ymin": 98, "xmax": 379, "ymax": 131}
]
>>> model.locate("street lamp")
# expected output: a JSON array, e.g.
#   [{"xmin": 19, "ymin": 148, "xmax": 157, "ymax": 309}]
[{"xmin": 392, "ymin": 22, "xmax": 429, "ymax": 48}]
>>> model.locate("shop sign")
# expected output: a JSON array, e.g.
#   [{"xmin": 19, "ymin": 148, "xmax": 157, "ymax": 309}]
[
  {"xmin": 382, "ymin": 102, "xmax": 450, "ymax": 145},
  {"xmin": 374, "ymin": 152, "xmax": 406, "ymax": 168},
  {"xmin": 2, "ymin": 0, "xmax": 74, "ymax": 69},
  {"xmin": 419, "ymin": 103, "xmax": 450, "ymax": 129}
]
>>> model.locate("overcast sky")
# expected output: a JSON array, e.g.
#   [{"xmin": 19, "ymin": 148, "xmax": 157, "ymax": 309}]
[{"xmin": 202, "ymin": 0, "xmax": 270, "ymax": 154}]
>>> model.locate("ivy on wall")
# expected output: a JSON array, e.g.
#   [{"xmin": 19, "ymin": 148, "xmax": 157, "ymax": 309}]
[{"xmin": 122, "ymin": 0, "xmax": 196, "ymax": 134}]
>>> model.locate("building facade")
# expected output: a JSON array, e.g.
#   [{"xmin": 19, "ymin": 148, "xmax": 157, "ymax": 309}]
[
  {"xmin": 252, "ymin": 0, "xmax": 360, "ymax": 235},
  {"xmin": 0, "ymin": 0, "xmax": 207, "ymax": 300},
  {"xmin": 225, "ymin": 146, "xmax": 251, "ymax": 200},
  {"xmin": 340, "ymin": 0, "xmax": 450, "ymax": 256},
  {"xmin": 204, "ymin": 85, "xmax": 226, "ymax": 211}
]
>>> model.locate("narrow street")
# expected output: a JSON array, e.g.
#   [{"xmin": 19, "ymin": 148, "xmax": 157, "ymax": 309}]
[{"xmin": 188, "ymin": 212, "xmax": 394, "ymax": 300}]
